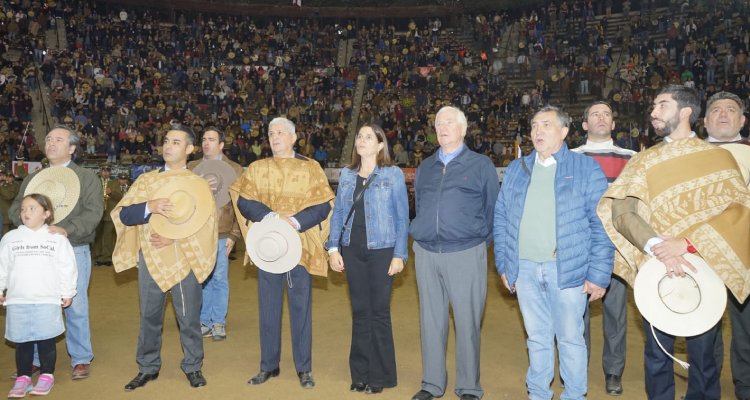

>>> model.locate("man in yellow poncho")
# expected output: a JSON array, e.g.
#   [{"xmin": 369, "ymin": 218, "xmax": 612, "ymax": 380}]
[
  {"xmin": 112, "ymin": 125, "xmax": 217, "ymax": 392},
  {"xmin": 597, "ymin": 85, "xmax": 750, "ymax": 400},
  {"xmin": 230, "ymin": 117, "xmax": 333, "ymax": 390}
]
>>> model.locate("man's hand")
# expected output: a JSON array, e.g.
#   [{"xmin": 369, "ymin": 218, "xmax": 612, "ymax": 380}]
[
  {"xmin": 583, "ymin": 280, "xmax": 606, "ymax": 302},
  {"xmin": 501, "ymin": 273, "xmax": 515, "ymax": 293},
  {"xmin": 329, "ymin": 251, "xmax": 344, "ymax": 272},
  {"xmin": 149, "ymin": 232, "xmax": 174, "ymax": 249},
  {"xmin": 652, "ymin": 236, "xmax": 688, "ymax": 261},
  {"xmin": 204, "ymin": 175, "xmax": 219, "ymax": 192},
  {"xmin": 387, "ymin": 258, "xmax": 404, "ymax": 276},
  {"xmin": 279, "ymin": 214, "xmax": 298, "ymax": 230},
  {"xmin": 62, "ymin": 298, "xmax": 72, "ymax": 308},
  {"xmin": 147, "ymin": 198, "xmax": 173, "ymax": 216},
  {"xmin": 224, "ymin": 238, "xmax": 235, "ymax": 256},
  {"xmin": 48, "ymin": 225, "xmax": 67, "ymax": 237},
  {"xmin": 661, "ymin": 254, "xmax": 697, "ymax": 278}
]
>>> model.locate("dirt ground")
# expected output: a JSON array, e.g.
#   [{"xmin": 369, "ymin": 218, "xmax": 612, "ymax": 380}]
[{"xmin": 0, "ymin": 247, "xmax": 737, "ymax": 400}]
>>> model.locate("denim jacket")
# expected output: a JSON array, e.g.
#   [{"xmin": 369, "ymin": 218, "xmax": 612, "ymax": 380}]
[{"xmin": 327, "ymin": 165, "xmax": 409, "ymax": 261}]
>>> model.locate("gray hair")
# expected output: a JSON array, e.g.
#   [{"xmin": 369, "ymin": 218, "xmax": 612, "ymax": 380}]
[
  {"xmin": 49, "ymin": 124, "xmax": 81, "ymax": 159},
  {"xmin": 269, "ymin": 117, "xmax": 296, "ymax": 136},
  {"xmin": 435, "ymin": 106, "xmax": 468, "ymax": 133},
  {"xmin": 533, "ymin": 105, "xmax": 571, "ymax": 128},
  {"xmin": 706, "ymin": 91, "xmax": 746, "ymax": 115}
]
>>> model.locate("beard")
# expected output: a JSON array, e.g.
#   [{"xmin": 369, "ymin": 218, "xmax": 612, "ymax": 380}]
[{"xmin": 651, "ymin": 113, "xmax": 680, "ymax": 137}]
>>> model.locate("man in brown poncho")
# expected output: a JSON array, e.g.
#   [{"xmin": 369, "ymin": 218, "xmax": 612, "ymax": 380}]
[
  {"xmin": 597, "ymin": 85, "xmax": 750, "ymax": 400},
  {"xmin": 112, "ymin": 125, "xmax": 217, "ymax": 391},
  {"xmin": 230, "ymin": 117, "xmax": 333, "ymax": 390}
]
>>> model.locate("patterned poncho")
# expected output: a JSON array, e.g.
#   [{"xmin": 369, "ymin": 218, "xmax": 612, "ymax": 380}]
[
  {"xmin": 597, "ymin": 138, "xmax": 750, "ymax": 302},
  {"xmin": 229, "ymin": 156, "xmax": 334, "ymax": 277},
  {"xmin": 111, "ymin": 169, "xmax": 218, "ymax": 292}
]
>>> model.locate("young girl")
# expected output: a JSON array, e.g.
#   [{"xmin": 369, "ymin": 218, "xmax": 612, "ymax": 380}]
[{"xmin": 0, "ymin": 194, "xmax": 77, "ymax": 398}]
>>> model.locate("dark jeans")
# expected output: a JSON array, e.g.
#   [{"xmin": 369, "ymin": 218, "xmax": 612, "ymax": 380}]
[
  {"xmin": 644, "ymin": 319, "xmax": 721, "ymax": 400},
  {"xmin": 17, "ymin": 339, "xmax": 56, "ymax": 376},
  {"xmin": 341, "ymin": 226, "xmax": 397, "ymax": 387}
]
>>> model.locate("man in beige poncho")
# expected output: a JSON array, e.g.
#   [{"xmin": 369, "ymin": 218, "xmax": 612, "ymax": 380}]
[
  {"xmin": 597, "ymin": 85, "xmax": 750, "ymax": 400},
  {"xmin": 112, "ymin": 125, "xmax": 217, "ymax": 391},
  {"xmin": 230, "ymin": 117, "xmax": 334, "ymax": 390}
]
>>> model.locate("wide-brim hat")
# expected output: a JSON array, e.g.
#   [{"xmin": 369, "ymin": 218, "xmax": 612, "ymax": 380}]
[
  {"xmin": 634, "ymin": 254, "xmax": 727, "ymax": 337},
  {"xmin": 245, "ymin": 218, "xmax": 302, "ymax": 274},
  {"xmin": 192, "ymin": 159, "xmax": 239, "ymax": 209},
  {"xmin": 721, "ymin": 143, "xmax": 750, "ymax": 185},
  {"xmin": 25, "ymin": 166, "xmax": 80, "ymax": 224},
  {"xmin": 149, "ymin": 171, "xmax": 213, "ymax": 239}
]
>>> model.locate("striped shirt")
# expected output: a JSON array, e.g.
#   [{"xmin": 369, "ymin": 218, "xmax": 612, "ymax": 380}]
[{"xmin": 572, "ymin": 139, "xmax": 636, "ymax": 183}]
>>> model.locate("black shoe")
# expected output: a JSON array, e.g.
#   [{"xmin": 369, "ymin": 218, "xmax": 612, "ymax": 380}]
[
  {"xmin": 186, "ymin": 371, "xmax": 206, "ymax": 388},
  {"xmin": 459, "ymin": 395, "xmax": 479, "ymax": 400},
  {"xmin": 605, "ymin": 374, "xmax": 623, "ymax": 396},
  {"xmin": 247, "ymin": 368, "xmax": 279, "ymax": 385},
  {"xmin": 124, "ymin": 372, "xmax": 159, "ymax": 391},
  {"xmin": 365, "ymin": 385, "xmax": 383, "ymax": 394},
  {"xmin": 350, "ymin": 382, "xmax": 367, "ymax": 392},
  {"xmin": 297, "ymin": 371, "xmax": 315, "ymax": 389},
  {"xmin": 411, "ymin": 389, "xmax": 439, "ymax": 400}
]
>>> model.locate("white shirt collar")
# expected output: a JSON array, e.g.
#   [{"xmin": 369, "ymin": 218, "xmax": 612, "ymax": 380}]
[
  {"xmin": 707, "ymin": 133, "xmax": 742, "ymax": 143},
  {"xmin": 664, "ymin": 131, "xmax": 697, "ymax": 143},
  {"xmin": 535, "ymin": 152, "xmax": 557, "ymax": 167}
]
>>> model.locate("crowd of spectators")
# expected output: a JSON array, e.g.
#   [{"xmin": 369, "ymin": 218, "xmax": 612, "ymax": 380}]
[{"xmin": 1, "ymin": 0, "xmax": 750, "ymax": 171}]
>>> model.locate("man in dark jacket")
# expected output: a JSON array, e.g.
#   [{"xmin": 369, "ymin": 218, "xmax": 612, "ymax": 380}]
[{"xmin": 408, "ymin": 106, "xmax": 499, "ymax": 400}]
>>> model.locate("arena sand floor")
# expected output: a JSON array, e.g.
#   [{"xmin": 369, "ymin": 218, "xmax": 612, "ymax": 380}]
[{"xmin": 0, "ymin": 243, "xmax": 737, "ymax": 399}]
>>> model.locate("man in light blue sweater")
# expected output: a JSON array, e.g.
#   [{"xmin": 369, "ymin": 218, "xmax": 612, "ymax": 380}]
[{"xmin": 494, "ymin": 105, "xmax": 614, "ymax": 400}]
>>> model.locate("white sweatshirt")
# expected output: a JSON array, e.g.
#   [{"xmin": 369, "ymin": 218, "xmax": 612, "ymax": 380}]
[{"xmin": 0, "ymin": 224, "xmax": 77, "ymax": 305}]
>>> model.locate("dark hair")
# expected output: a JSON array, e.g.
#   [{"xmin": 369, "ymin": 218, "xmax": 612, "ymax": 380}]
[
  {"xmin": 705, "ymin": 91, "xmax": 746, "ymax": 115},
  {"xmin": 582, "ymin": 101, "xmax": 613, "ymax": 121},
  {"xmin": 23, "ymin": 193, "xmax": 55, "ymax": 225},
  {"xmin": 203, "ymin": 127, "xmax": 226, "ymax": 143},
  {"xmin": 349, "ymin": 124, "xmax": 392, "ymax": 170},
  {"xmin": 169, "ymin": 123, "xmax": 196, "ymax": 145},
  {"xmin": 658, "ymin": 85, "xmax": 701, "ymax": 124}
]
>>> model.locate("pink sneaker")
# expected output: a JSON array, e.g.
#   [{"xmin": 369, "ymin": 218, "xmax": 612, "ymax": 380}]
[
  {"xmin": 8, "ymin": 375, "xmax": 32, "ymax": 398},
  {"xmin": 29, "ymin": 374, "xmax": 53, "ymax": 396}
]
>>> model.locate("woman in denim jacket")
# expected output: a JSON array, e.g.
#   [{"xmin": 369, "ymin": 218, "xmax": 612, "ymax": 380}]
[{"xmin": 327, "ymin": 124, "xmax": 409, "ymax": 395}]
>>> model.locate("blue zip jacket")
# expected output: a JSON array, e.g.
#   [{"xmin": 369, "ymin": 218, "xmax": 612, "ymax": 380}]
[
  {"xmin": 327, "ymin": 165, "xmax": 410, "ymax": 261},
  {"xmin": 409, "ymin": 146, "xmax": 499, "ymax": 253},
  {"xmin": 493, "ymin": 143, "xmax": 614, "ymax": 289}
]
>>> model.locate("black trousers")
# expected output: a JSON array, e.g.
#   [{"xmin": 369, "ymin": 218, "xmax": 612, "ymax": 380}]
[
  {"xmin": 341, "ymin": 226, "xmax": 397, "ymax": 387},
  {"xmin": 17, "ymin": 339, "xmax": 56, "ymax": 376}
]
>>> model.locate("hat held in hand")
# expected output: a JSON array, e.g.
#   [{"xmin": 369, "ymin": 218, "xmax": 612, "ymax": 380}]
[{"xmin": 245, "ymin": 217, "xmax": 302, "ymax": 274}]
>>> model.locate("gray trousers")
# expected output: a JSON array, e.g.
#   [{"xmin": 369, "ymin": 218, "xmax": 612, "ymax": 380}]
[
  {"xmin": 414, "ymin": 242, "xmax": 487, "ymax": 399},
  {"xmin": 584, "ymin": 275, "xmax": 627, "ymax": 376},
  {"xmin": 714, "ymin": 293, "xmax": 750, "ymax": 399},
  {"xmin": 136, "ymin": 254, "xmax": 204, "ymax": 374}
]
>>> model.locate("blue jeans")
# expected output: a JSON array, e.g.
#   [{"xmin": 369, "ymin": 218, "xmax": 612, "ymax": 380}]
[
  {"xmin": 515, "ymin": 260, "xmax": 588, "ymax": 400},
  {"xmin": 200, "ymin": 238, "xmax": 229, "ymax": 326},
  {"xmin": 36, "ymin": 245, "xmax": 94, "ymax": 367}
]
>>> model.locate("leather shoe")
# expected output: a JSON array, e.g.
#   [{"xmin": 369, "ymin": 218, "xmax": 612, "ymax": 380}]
[
  {"xmin": 186, "ymin": 371, "xmax": 206, "ymax": 388},
  {"xmin": 460, "ymin": 395, "xmax": 479, "ymax": 400},
  {"xmin": 365, "ymin": 385, "xmax": 383, "ymax": 394},
  {"xmin": 605, "ymin": 374, "xmax": 623, "ymax": 396},
  {"xmin": 297, "ymin": 371, "xmax": 315, "ymax": 389},
  {"xmin": 411, "ymin": 389, "xmax": 440, "ymax": 400},
  {"xmin": 247, "ymin": 368, "xmax": 279, "ymax": 385},
  {"xmin": 71, "ymin": 364, "xmax": 90, "ymax": 380},
  {"xmin": 124, "ymin": 372, "xmax": 159, "ymax": 391},
  {"xmin": 350, "ymin": 382, "xmax": 367, "ymax": 392}
]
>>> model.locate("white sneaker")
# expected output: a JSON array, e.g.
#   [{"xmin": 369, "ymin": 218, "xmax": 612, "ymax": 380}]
[
  {"xmin": 211, "ymin": 324, "xmax": 226, "ymax": 341},
  {"xmin": 200, "ymin": 324, "xmax": 212, "ymax": 338}
]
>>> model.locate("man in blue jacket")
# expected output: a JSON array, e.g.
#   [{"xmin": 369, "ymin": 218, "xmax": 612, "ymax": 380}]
[
  {"xmin": 409, "ymin": 106, "xmax": 500, "ymax": 400},
  {"xmin": 494, "ymin": 105, "xmax": 614, "ymax": 400}
]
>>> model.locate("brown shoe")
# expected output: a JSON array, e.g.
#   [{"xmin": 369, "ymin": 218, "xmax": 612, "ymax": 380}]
[{"xmin": 71, "ymin": 364, "xmax": 90, "ymax": 380}]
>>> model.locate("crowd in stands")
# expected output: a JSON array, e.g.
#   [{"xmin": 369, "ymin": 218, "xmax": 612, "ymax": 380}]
[{"xmin": 0, "ymin": 0, "xmax": 749, "ymax": 172}]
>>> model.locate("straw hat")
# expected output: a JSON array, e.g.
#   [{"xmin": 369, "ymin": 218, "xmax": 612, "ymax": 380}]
[
  {"xmin": 245, "ymin": 217, "xmax": 302, "ymax": 274},
  {"xmin": 634, "ymin": 254, "xmax": 727, "ymax": 337},
  {"xmin": 148, "ymin": 171, "xmax": 214, "ymax": 239},
  {"xmin": 25, "ymin": 167, "xmax": 81, "ymax": 224},
  {"xmin": 721, "ymin": 143, "xmax": 750, "ymax": 185},
  {"xmin": 192, "ymin": 159, "xmax": 239, "ymax": 209}
]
